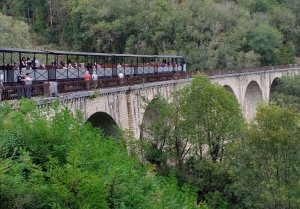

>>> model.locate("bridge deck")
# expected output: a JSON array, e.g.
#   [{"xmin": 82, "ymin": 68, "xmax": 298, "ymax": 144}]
[{"xmin": 1, "ymin": 64, "xmax": 299, "ymax": 102}]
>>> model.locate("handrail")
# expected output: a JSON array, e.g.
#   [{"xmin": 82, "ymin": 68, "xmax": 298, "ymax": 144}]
[
  {"xmin": 0, "ymin": 64, "xmax": 299, "ymax": 101},
  {"xmin": 201, "ymin": 64, "xmax": 298, "ymax": 76}
]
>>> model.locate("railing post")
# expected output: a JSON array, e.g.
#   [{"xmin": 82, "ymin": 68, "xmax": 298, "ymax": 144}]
[
  {"xmin": 43, "ymin": 81, "xmax": 50, "ymax": 97},
  {"xmin": 128, "ymin": 76, "xmax": 134, "ymax": 86}
]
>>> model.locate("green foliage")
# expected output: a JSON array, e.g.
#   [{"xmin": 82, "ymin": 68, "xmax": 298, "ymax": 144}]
[
  {"xmin": 229, "ymin": 103, "xmax": 300, "ymax": 208},
  {"xmin": 248, "ymin": 23, "xmax": 283, "ymax": 65},
  {"xmin": 0, "ymin": 13, "xmax": 34, "ymax": 48},
  {"xmin": 2, "ymin": 0, "xmax": 300, "ymax": 68},
  {"xmin": 0, "ymin": 99, "xmax": 199, "ymax": 208},
  {"xmin": 180, "ymin": 73, "xmax": 244, "ymax": 162},
  {"xmin": 272, "ymin": 75, "xmax": 300, "ymax": 110},
  {"xmin": 181, "ymin": 159, "xmax": 231, "ymax": 209},
  {"xmin": 140, "ymin": 73, "xmax": 244, "ymax": 208},
  {"xmin": 277, "ymin": 44, "xmax": 295, "ymax": 64},
  {"xmin": 141, "ymin": 96, "xmax": 172, "ymax": 168},
  {"xmin": 90, "ymin": 89, "xmax": 100, "ymax": 99},
  {"xmin": 248, "ymin": 0, "xmax": 277, "ymax": 14}
]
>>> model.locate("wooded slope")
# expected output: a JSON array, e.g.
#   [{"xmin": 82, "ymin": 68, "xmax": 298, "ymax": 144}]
[{"xmin": 1, "ymin": 0, "xmax": 299, "ymax": 70}]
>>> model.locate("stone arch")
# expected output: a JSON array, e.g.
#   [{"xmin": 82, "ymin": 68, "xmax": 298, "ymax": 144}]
[
  {"xmin": 140, "ymin": 98, "xmax": 162, "ymax": 139},
  {"xmin": 223, "ymin": 84, "xmax": 239, "ymax": 101},
  {"xmin": 87, "ymin": 112, "xmax": 120, "ymax": 138},
  {"xmin": 269, "ymin": 77, "xmax": 281, "ymax": 102},
  {"xmin": 139, "ymin": 97, "xmax": 168, "ymax": 165},
  {"xmin": 243, "ymin": 81, "xmax": 263, "ymax": 121},
  {"xmin": 136, "ymin": 86, "xmax": 173, "ymax": 139}
]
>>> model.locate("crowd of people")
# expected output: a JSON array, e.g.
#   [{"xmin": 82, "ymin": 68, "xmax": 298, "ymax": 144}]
[
  {"xmin": 4, "ymin": 57, "xmax": 41, "ymax": 71},
  {"xmin": 83, "ymin": 70, "xmax": 126, "ymax": 90},
  {"xmin": 83, "ymin": 71, "xmax": 100, "ymax": 90},
  {"xmin": 17, "ymin": 57, "xmax": 41, "ymax": 70},
  {"xmin": 0, "ymin": 71, "xmax": 35, "ymax": 101},
  {"xmin": 1, "ymin": 68, "xmax": 131, "ymax": 101},
  {"xmin": 50, "ymin": 58, "xmax": 181, "ymax": 70},
  {"xmin": 16, "ymin": 72, "xmax": 35, "ymax": 99},
  {"xmin": 0, "ymin": 57, "xmax": 183, "ymax": 101},
  {"xmin": 4, "ymin": 57, "xmax": 181, "ymax": 71}
]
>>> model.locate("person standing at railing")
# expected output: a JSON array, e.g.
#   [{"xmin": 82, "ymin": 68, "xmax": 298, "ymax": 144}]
[
  {"xmin": 26, "ymin": 57, "xmax": 32, "ymax": 69},
  {"xmin": 12, "ymin": 62, "xmax": 19, "ymax": 70},
  {"xmin": 20, "ymin": 57, "xmax": 27, "ymax": 70},
  {"xmin": 92, "ymin": 71, "xmax": 98, "ymax": 89},
  {"xmin": 0, "ymin": 79, "xmax": 5, "ymax": 101},
  {"xmin": 118, "ymin": 71, "xmax": 124, "ymax": 85},
  {"xmin": 84, "ymin": 71, "xmax": 91, "ymax": 90},
  {"xmin": 32, "ymin": 57, "xmax": 40, "ymax": 69},
  {"xmin": 17, "ymin": 72, "xmax": 25, "ymax": 99},
  {"xmin": 25, "ymin": 73, "xmax": 34, "ymax": 99}
]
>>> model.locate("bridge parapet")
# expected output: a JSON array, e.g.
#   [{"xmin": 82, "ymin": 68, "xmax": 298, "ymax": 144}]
[
  {"xmin": 2, "ymin": 65, "xmax": 300, "ymax": 137},
  {"xmin": 202, "ymin": 64, "xmax": 299, "ymax": 77},
  {"xmin": 210, "ymin": 66, "xmax": 300, "ymax": 121}
]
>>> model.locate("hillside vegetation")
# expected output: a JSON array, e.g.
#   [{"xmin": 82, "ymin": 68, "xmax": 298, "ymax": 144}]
[
  {"xmin": 0, "ymin": 100, "xmax": 199, "ymax": 209},
  {"xmin": 1, "ymin": 0, "xmax": 300, "ymax": 70}
]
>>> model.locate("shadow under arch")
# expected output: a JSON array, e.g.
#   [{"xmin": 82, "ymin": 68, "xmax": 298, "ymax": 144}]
[
  {"xmin": 243, "ymin": 81, "xmax": 263, "ymax": 121},
  {"xmin": 140, "ymin": 98, "xmax": 160, "ymax": 139},
  {"xmin": 223, "ymin": 85, "xmax": 234, "ymax": 95},
  {"xmin": 269, "ymin": 77, "xmax": 281, "ymax": 102},
  {"xmin": 87, "ymin": 112, "xmax": 119, "ymax": 138},
  {"xmin": 140, "ymin": 97, "xmax": 167, "ymax": 166}
]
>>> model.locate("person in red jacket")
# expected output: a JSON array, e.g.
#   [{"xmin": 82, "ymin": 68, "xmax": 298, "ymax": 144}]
[{"xmin": 84, "ymin": 71, "xmax": 91, "ymax": 90}]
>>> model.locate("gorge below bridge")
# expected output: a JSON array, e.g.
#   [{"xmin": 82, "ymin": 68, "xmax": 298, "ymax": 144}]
[{"xmin": 38, "ymin": 65, "xmax": 300, "ymax": 139}]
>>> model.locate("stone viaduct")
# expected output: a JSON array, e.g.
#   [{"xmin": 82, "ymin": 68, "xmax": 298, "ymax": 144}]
[{"xmin": 42, "ymin": 66, "xmax": 300, "ymax": 139}]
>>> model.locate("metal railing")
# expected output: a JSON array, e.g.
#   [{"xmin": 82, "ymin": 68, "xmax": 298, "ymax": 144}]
[
  {"xmin": 201, "ymin": 64, "xmax": 298, "ymax": 76},
  {"xmin": 1, "ymin": 83, "xmax": 49, "ymax": 100},
  {"xmin": 0, "ymin": 64, "xmax": 298, "ymax": 101}
]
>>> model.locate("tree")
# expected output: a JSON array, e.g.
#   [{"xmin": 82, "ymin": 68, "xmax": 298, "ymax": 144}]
[
  {"xmin": 141, "ymin": 90, "xmax": 194, "ymax": 172},
  {"xmin": 271, "ymin": 75, "xmax": 300, "ymax": 110},
  {"xmin": 178, "ymin": 73, "xmax": 243, "ymax": 208},
  {"xmin": 180, "ymin": 73, "xmax": 244, "ymax": 162},
  {"xmin": 140, "ymin": 73, "xmax": 244, "ymax": 208},
  {"xmin": 0, "ymin": 99, "xmax": 200, "ymax": 208},
  {"xmin": 229, "ymin": 103, "xmax": 300, "ymax": 208},
  {"xmin": 248, "ymin": 23, "xmax": 283, "ymax": 65},
  {"xmin": 270, "ymin": 5, "xmax": 296, "ymax": 41},
  {"xmin": 1, "ymin": 0, "xmax": 299, "ymax": 67},
  {"xmin": 248, "ymin": 0, "xmax": 277, "ymax": 14},
  {"xmin": 0, "ymin": 13, "xmax": 34, "ymax": 49}
]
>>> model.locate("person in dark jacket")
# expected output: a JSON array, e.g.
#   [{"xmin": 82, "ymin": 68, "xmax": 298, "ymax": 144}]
[{"xmin": 16, "ymin": 72, "xmax": 25, "ymax": 99}]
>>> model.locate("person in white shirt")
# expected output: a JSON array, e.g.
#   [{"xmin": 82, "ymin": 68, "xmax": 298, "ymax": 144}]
[
  {"xmin": 118, "ymin": 72, "xmax": 124, "ymax": 78},
  {"xmin": 32, "ymin": 57, "xmax": 40, "ymax": 69},
  {"xmin": 118, "ymin": 72, "xmax": 124, "ymax": 85},
  {"xmin": 92, "ymin": 71, "xmax": 98, "ymax": 89},
  {"xmin": 25, "ymin": 73, "xmax": 35, "ymax": 98}
]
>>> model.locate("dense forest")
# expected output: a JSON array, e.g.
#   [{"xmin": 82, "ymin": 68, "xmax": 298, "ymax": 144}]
[
  {"xmin": 0, "ymin": 100, "xmax": 199, "ymax": 209},
  {"xmin": 1, "ymin": 0, "xmax": 300, "ymax": 70}
]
